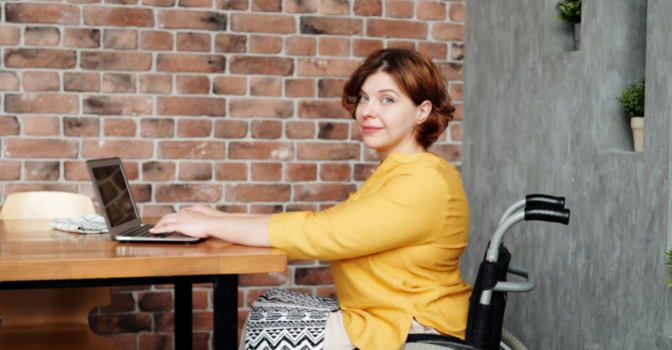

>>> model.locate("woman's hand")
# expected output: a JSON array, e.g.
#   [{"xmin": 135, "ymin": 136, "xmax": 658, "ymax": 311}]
[
  {"xmin": 182, "ymin": 203, "xmax": 228, "ymax": 218},
  {"xmin": 149, "ymin": 210, "xmax": 216, "ymax": 239}
]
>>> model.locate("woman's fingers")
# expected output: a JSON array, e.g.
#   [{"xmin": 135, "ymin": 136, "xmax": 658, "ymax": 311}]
[
  {"xmin": 149, "ymin": 211, "xmax": 211, "ymax": 239},
  {"xmin": 154, "ymin": 224, "xmax": 173, "ymax": 234},
  {"xmin": 150, "ymin": 213, "xmax": 178, "ymax": 232},
  {"xmin": 154, "ymin": 220, "xmax": 183, "ymax": 235}
]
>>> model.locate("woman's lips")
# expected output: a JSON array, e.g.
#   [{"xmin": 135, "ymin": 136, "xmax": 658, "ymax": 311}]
[{"xmin": 362, "ymin": 126, "xmax": 382, "ymax": 134}]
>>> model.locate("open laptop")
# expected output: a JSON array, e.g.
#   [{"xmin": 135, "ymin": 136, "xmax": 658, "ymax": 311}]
[{"xmin": 87, "ymin": 157, "xmax": 203, "ymax": 243}]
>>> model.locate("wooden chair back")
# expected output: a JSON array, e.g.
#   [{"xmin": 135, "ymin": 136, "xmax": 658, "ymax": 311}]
[{"xmin": 0, "ymin": 191, "xmax": 96, "ymax": 220}]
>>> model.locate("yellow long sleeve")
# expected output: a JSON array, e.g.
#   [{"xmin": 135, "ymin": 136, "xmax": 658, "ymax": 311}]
[
  {"xmin": 270, "ymin": 167, "xmax": 450, "ymax": 260},
  {"xmin": 269, "ymin": 152, "xmax": 471, "ymax": 350}
]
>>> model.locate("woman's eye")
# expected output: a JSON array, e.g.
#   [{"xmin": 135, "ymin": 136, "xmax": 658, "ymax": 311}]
[
  {"xmin": 360, "ymin": 95, "xmax": 369, "ymax": 102},
  {"xmin": 383, "ymin": 97, "xmax": 394, "ymax": 103}
]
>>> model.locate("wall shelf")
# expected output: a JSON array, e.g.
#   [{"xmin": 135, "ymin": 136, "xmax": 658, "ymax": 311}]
[
  {"xmin": 598, "ymin": 0, "xmax": 648, "ymax": 153},
  {"xmin": 543, "ymin": 0, "xmax": 581, "ymax": 56}
]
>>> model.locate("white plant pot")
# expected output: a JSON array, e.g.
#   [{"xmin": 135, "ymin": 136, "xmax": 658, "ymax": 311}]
[
  {"xmin": 631, "ymin": 117, "xmax": 644, "ymax": 152},
  {"xmin": 574, "ymin": 23, "xmax": 581, "ymax": 50}
]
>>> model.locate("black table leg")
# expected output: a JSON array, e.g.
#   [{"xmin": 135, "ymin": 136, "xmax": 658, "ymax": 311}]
[
  {"xmin": 212, "ymin": 274, "xmax": 238, "ymax": 350},
  {"xmin": 175, "ymin": 282, "xmax": 193, "ymax": 350}
]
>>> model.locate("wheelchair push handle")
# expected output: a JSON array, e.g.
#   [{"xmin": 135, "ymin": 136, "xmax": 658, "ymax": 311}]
[
  {"xmin": 525, "ymin": 194, "xmax": 565, "ymax": 209},
  {"xmin": 524, "ymin": 206, "xmax": 570, "ymax": 225},
  {"xmin": 497, "ymin": 193, "xmax": 565, "ymax": 226},
  {"xmin": 480, "ymin": 198, "xmax": 570, "ymax": 308},
  {"xmin": 488, "ymin": 205, "xmax": 570, "ymax": 262}
]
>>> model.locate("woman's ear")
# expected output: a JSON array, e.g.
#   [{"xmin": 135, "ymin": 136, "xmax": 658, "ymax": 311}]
[{"xmin": 416, "ymin": 101, "xmax": 433, "ymax": 125}]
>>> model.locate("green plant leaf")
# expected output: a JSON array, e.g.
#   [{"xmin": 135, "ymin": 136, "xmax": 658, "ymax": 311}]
[
  {"xmin": 617, "ymin": 78, "xmax": 645, "ymax": 119},
  {"xmin": 555, "ymin": 0, "xmax": 582, "ymax": 23}
]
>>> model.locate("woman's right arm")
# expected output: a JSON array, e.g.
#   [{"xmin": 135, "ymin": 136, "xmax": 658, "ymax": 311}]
[
  {"xmin": 150, "ymin": 207, "xmax": 273, "ymax": 247},
  {"xmin": 269, "ymin": 169, "xmax": 457, "ymax": 260},
  {"xmin": 184, "ymin": 203, "xmax": 271, "ymax": 218}
]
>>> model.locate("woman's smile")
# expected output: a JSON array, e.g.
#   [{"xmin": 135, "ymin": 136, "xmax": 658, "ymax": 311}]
[{"xmin": 362, "ymin": 126, "xmax": 383, "ymax": 133}]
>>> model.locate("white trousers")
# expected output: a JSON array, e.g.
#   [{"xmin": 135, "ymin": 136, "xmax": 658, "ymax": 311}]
[{"xmin": 239, "ymin": 311, "xmax": 440, "ymax": 350}]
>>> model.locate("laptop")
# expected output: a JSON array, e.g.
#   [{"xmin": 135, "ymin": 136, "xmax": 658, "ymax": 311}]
[{"xmin": 87, "ymin": 157, "xmax": 203, "ymax": 243}]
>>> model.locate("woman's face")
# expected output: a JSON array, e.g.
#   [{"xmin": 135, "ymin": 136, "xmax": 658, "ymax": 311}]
[{"xmin": 355, "ymin": 71, "xmax": 431, "ymax": 158}]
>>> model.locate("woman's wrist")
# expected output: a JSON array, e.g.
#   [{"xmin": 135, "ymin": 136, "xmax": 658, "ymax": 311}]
[{"xmin": 202, "ymin": 214, "xmax": 272, "ymax": 247}]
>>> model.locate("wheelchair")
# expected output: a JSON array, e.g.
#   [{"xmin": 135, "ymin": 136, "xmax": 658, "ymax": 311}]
[{"xmin": 402, "ymin": 194, "xmax": 571, "ymax": 350}]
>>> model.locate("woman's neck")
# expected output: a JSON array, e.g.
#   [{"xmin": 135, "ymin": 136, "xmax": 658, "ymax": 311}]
[{"xmin": 377, "ymin": 144, "xmax": 427, "ymax": 162}]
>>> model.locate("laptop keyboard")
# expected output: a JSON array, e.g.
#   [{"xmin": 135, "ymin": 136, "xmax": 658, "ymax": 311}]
[{"xmin": 120, "ymin": 225, "xmax": 174, "ymax": 238}]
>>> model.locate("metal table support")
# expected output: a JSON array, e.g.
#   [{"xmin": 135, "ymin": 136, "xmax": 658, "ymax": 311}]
[
  {"xmin": 213, "ymin": 274, "xmax": 238, "ymax": 350},
  {"xmin": 0, "ymin": 274, "xmax": 240, "ymax": 350},
  {"xmin": 175, "ymin": 282, "xmax": 193, "ymax": 349}
]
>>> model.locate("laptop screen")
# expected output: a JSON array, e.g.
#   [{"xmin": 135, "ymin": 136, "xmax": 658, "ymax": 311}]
[{"xmin": 91, "ymin": 164, "xmax": 138, "ymax": 228}]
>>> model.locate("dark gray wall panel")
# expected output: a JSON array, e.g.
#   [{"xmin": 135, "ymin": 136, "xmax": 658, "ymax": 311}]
[{"xmin": 462, "ymin": 0, "xmax": 671, "ymax": 348}]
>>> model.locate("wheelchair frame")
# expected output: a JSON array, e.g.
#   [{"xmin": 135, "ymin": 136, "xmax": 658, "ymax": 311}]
[{"xmin": 403, "ymin": 194, "xmax": 570, "ymax": 350}]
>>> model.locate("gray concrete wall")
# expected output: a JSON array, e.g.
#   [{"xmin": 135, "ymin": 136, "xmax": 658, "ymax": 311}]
[{"xmin": 461, "ymin": 0, "xmax": 672, "ymax": 348}]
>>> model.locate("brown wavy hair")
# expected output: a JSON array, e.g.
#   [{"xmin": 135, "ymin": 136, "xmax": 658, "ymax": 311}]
[{"xmin": 341, "ymin": 48, "xmax": 455, "ymax": 150}]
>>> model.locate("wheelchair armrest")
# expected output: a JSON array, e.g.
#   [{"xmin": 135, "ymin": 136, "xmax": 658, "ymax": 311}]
[{"xmin": 492, "ymin": 264, "xmax": 535, "ymax": 293}]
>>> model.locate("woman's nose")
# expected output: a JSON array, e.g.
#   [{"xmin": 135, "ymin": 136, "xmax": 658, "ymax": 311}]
[{"xmin": 359, "ymin": 103, "xmax": 376, "ymax": 119}]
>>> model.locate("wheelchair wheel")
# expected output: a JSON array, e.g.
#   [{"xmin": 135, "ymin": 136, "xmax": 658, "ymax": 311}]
[{"xmin": 499, "ymin": 328, "xmax": 528, "ymax": 350}]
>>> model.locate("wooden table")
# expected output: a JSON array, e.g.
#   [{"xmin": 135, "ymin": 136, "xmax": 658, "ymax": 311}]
[{"xmin": 0, "ymin": 219, "xmax": 287, "ymax": 350}]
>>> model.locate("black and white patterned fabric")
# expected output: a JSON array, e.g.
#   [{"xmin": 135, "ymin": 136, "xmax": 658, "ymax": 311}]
[{"xmin": 246, "ymin": 288, "xmax": 340, "ymax": 350}]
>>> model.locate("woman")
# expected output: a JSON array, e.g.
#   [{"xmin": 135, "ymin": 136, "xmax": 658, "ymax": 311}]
[{"xmin": 150, "ymin": 48, "xmax": 471, "ymax": 350}]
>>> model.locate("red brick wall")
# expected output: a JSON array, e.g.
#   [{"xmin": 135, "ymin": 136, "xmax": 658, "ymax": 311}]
[{"xmin": 0, "ymin": 0, "xmax": 464, "ymax": 348}]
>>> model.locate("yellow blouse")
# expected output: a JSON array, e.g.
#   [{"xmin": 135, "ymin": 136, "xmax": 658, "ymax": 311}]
[{"xmin": 269, "ymin": 152, "xmax": 471, "ymax": 350}]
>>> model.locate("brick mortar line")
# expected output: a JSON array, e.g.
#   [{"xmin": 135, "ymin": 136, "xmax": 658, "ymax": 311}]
[
  {"xmin": 0, "ymin": 136, "xmax": 463, "ymax": 146},
  {"xmin": 4, "ymin": 115, "xmax": 462, "ymax": 135},
  {"xmin": 0, "ymin": 75, "xmax": 464, "ymax": 96},
  {"xmin": 0, "ymin": 122, "xmax": 463, "ymax": 142},
  {"xmin": 1, "ymin": 8, "xmax": 466, "ymax": 46}
]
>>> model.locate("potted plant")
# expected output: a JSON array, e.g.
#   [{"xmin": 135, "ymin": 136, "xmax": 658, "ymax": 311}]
[
  {"xmin": 617, "ymin": 78, "xmax": 645, "ymax": 152},
  {"xmin": 554, "ymin": 0, "xmax": 582, "ymax": 50}
]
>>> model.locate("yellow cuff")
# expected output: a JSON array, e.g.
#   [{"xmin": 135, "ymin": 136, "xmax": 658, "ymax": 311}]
[{"xmin": 268, "ymin": 211, "xmax": 310, "ymax": 259}]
